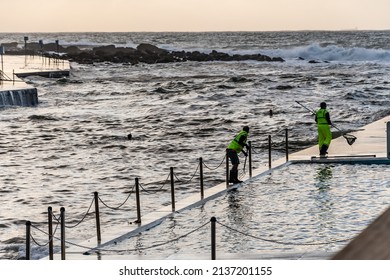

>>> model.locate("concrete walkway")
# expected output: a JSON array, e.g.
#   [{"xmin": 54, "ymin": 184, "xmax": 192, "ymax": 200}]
[
  {"xmin": 1, "ymin": 55, "xmax": 69, "ymax": 106},
  {"xmin": 1, "ymin": 54, "xmax": 69, "ymax": 78},
  {"xmin": 41, "ymin": 114, "xmax": 389, "ymax": 260},
  {"xmin": 289, "ymin": 116, "xmax": 389, "ymax": 162}
]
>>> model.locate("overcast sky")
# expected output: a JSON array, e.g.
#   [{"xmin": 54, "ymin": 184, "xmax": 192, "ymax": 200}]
[{"xmin": 1, "ymin": 0, "xmax": 389, "ymax": 32}]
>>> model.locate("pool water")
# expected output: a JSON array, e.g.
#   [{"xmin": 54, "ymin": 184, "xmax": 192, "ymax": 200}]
[{"xmin": 100, "ymin": 163, "xmax": 390, "ymax": 259}]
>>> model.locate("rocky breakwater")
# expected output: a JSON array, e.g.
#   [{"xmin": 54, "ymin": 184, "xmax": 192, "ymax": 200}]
[
  {"xmin": 1, "ymin": 42, "xmax": 284, "ymax": 65},
  {"xmin": 69, "ymin": 43, "xmax": 285, "ymax": 64}
]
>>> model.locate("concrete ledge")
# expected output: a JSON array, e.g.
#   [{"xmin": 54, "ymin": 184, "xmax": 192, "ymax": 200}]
[
  {"xmin": 0, "ymin": 87, "xmax": 38, "ymax": 106},
  {"xmin": 16, "ymin": 70, "xmax": 69, "ymax": 78},
  {"xmin": 292, "ymin": 156, "xmax": 390, "ymax": 165}
]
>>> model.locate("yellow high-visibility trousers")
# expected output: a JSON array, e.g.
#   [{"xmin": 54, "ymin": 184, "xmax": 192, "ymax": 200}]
[{"xmin": 318, "ymin": 124, "xmax": 332, "ymax": 150}]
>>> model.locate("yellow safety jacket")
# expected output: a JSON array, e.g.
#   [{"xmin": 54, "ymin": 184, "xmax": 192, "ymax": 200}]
[
  {"xmin": 227, "ymin": 130, "xmax": 248, "ymax": 153},
  {"xmin": 316, "ymin": 109, "xmax": 330, "ymax": 125}
]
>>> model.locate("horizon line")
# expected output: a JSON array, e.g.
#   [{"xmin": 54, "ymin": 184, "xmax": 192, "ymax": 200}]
[{"xmin": 1, "ymin": 28, "xmax": 390, "ymax": 34}]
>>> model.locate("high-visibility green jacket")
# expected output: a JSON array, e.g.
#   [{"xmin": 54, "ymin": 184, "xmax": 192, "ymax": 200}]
[
  {"xmin": 227, "ymin": 130, "xmax": 248, "ymax": 153},
  {"xmin": 315, "ymin": 109, "xmax": 331, "ymax": 125}
]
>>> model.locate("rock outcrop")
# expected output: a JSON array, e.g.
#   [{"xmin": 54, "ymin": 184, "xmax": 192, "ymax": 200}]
[{"xmin": 1, "ymin": 42, "xmax": 285, "ymax": 64}]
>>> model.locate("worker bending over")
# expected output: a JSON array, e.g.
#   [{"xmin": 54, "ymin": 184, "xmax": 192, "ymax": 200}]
[{"xmin": 226, "ymin": 126, "xmax": 249, "ymax": 184}]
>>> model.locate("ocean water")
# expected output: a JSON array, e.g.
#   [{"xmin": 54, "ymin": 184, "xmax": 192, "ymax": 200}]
[{"xmin": 0, "ymin": 31, "xmax": 390, "ymax": 260}]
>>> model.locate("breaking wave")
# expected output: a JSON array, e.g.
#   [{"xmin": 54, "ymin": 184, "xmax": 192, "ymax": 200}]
[{"xmin": 265, "ymin": 43, "xmax": 390, "ymax": 62}]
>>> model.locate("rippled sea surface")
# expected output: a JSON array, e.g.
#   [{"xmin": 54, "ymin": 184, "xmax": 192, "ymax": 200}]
[
  {"xmin": 102, "ymin": 163, "xmax": 390, "ymax": 259},
  {"xmin": 0, "ymin": 31, "xmax": 390, "ymax": 259}
]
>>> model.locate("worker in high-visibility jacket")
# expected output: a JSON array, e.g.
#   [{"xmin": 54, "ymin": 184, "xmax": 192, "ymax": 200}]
[
  {"xmin": 227, "ymin": 126, "xmax": 249, "ymax": 184},
  {"xmin": 315, "ymin": 102, "xmax": 332, "ymax": 157}
]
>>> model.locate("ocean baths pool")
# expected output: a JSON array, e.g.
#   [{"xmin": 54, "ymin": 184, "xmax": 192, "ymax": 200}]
[{"xmin": 98, "ymin": 162, "xmax": 390, "ymax": 259}]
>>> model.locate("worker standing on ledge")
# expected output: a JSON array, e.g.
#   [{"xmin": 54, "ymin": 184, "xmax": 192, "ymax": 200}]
[
  {"xmin": 227, "ymin": 126, "xmax": 250, "ymax": 184},
  {"xmin": 315, "ymin": 102, "xmax": 332, "ymax": 157}
]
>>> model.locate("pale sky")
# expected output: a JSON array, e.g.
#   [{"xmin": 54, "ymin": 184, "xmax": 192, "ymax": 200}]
[{"xmin": 0, "ymin": 0, "xmax": 389, "ymax": 32}]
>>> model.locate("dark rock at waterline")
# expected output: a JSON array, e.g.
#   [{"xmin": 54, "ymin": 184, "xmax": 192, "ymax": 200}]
[
  {"xmin": 3, "ymin": 42, "xmax": 285, "ymax": 65},
  {"xmin": 137, "ymin": 43, "xmax": 168, "ymax": 55},
  {"xmin": 230, "ymin": 76, "xmax": 251, "ymax": 83},
  {"xmin": 273, "ymin": 85, "xmax": 294, "ymax": 90},
  {"xmin": 154, "ymin": 87, "xmax": 170, "ymax": 93}
]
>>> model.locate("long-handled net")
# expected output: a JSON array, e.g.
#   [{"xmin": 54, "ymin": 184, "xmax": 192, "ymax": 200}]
[
  {"xmin": 295, "ymin": 101, "xmax": 357, "ymax": 146},
  {"xmin": 332, "ymin": 124, "xmax": 357, "ymax": 146},
  {"xmin": 344, "ymin": 134, "xmax": 357, "ymax": 146}
]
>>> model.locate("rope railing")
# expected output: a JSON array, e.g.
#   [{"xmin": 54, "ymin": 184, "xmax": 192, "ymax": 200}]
[
  {"xmin": 64, "ymin": 197, "xmax": 95, "ymax": 229},
  {"xmin": 30, "ymin": 222, "xmax": 60, "ymax": 248},
  {"xmin": 249, "ymin": 128, "xmax": 290, "ymax": 168},
  {"xmin": 216, "ymin": 220, "xmax": 353, "ymax": 246},
  {"xmin": 202, "ymin": 154, "xmax": 226, "ymax": 170},
  {"xmin": 97, "ymin": 185, "xmax": 135, "ymax": 211},
  {"xmin": 24, "ymin": 127, "xmax": 295, "ymax": 259},
  {"xmin": 87, "ymin": 220, "xmax": 211, "ymax": 254},
  {"xmin": 25, "ymin": 214, "xmax": 353, "ymax": 260},
  {"xmin": 139, "ymin": 172, "xmax": 171, "ymax": 194},
  {"xmin": 138, "ymin": 182, "xmax": 168, "ymax": 193},
  {"xmin": 173, "ymin": 162, "xmax": 200, "ymax": 184}
]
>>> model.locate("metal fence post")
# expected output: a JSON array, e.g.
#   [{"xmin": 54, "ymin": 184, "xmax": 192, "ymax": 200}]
[
  {"xmin": 60, "ymin": 207, "xmax": 66, "ymax": 260},
  {"xmin": 285, "ymin": 128, "xmax": 289, "ymax": 162},
  {"xmin": 25, "ymin": 221, "xmax": 31, "ymax": 260},
  {"xmin": 135, "ymin": 178, "xmax": 141, "ymax": 223},
  {"xmin": 226, "ymin": 149, "xmax": 229, "ymax": 187},
  {"xmin": 268, "ymin": 135, "xmax": 272, "ymax": 169},
  {"xmin": 387, "ymin": 122, "xmax": 389, "ymax": 159},
  {"xmin": 170, "ymin": 167, "xmax": 175, "ymax": 212},
  {"xmin": 211, "ymin": 217, "xmax": 216, "ymax": 260},
  {"xmin": 94, "ymin": 192, "xmax": 101, "ymax": 244},
  {"xmin": 48, "ymin": 207, "xmax": 54, "ymax": 260},
  {"xmin": 199, "ymin": 157, "xmax": 204, "ymax": 199},
  {"xmin": 248, "ymin": 141, "xmax": 252, "ymax": 178}
]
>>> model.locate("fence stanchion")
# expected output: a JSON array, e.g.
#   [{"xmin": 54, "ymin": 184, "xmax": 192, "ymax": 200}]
[
  {"xmin": 48, "ymin": 206, "xmax": 54, "ymax": 260},
  {"xmin": 135, "ymin": 178, "xmax": 141, "ymax": 223},
  {"xmin": 199, "ymin": 157, "xmax": 204, "ymax": 199},
  {"xmin": 285, "ymin": 128, "xmax": 289, "ymax": 162},
  {"xmin": 211, "ymin": 217, "xmax": 216, "ymax": 260},
  {"xmin": 225, "ymin": 149, "xmax": 229, "ymax": 188},
  {"xmin": 268, "ymin": 135, "xmax": 272, "ymax": 169},
  {"xmin": 25, "ymin": 221, "xmax": 31, "ymax": 260},
  {"xmin": 170, "ymin": 167, "xmax": 176, "ymax": 212},
  {"xmin": 60, "ymin": 207, "xmax": 66, "ymax": 260},
  {"xmin": 386, "ymin": 122, "xmax": 389, "ymax": 159},
  {"xmin": 248, "ymin": 141, "xmax": 252, "ymax": 178},
  {"xmin": 94, "ymin": 192, "xmax": 101, "ymax": 244}
]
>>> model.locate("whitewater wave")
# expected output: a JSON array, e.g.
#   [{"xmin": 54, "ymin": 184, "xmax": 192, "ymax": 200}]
[
  {"xmin": 263, "ymin": 43, "xmax": 390, "ymax": 63},
  {"xmin": 146, "ymin": 42, "xmax": 390, "ymax": 63}
]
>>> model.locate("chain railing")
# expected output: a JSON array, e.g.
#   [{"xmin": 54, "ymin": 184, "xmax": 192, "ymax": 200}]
[
  {"xmin": 26, "ymin": 215, "xmax": 352, "ymax": 260},
  {"xmin": 24, "ymin": 127, "xmax": 293, "ymax": 260}
]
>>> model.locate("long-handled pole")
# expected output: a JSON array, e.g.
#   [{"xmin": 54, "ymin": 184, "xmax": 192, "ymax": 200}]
[
  {"xmin": 295, "ymin": 100, "xmax": 356, "ymax": 145},
  {"xmin": 295, "ymin": 100, "xmax": 316, "ymax": 115}
]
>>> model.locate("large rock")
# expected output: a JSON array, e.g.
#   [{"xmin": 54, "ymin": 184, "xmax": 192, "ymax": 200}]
[
  {"xmin": 136, "ymin": 43, "xmax": 168, "ymax": 55},
  {"xmin": 93, "ymin": 45, "xmax": 117, "ymax": 56},
  {"xmin": 65, "ymin": 46, "xmax": 81, "ymax": 55}
]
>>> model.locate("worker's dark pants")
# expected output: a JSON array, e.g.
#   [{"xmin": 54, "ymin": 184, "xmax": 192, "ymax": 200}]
[{"xmin": 227, "ymin": 149, "xmax": 240, "ymax": 182}]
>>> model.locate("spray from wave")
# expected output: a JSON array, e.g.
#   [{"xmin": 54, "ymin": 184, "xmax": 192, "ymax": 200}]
[{"xmin": 264, "ymin": 43, "xmax": 390, "ymax": 63}]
